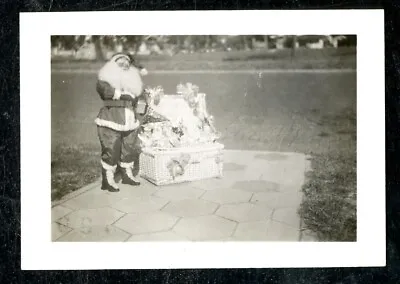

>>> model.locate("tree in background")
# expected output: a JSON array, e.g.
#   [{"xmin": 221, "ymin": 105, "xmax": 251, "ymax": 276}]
[
  {"xmin": 51, "ymin": 35, "xmax": 355, "ymax": 61},
  {"xmin": 264, "ymin": 35, "xmax": 269, "ymax": 49},
  {"xmin": 92, "ymin": 36, "xmax": 105, "ymax": 61},
  {"xmin": 291, "ymin": 35, "xmax": 298, "ymax": 59},
  {"xmin": 51, "ymin": 35, "xmax": 77, "ymax": 50}
]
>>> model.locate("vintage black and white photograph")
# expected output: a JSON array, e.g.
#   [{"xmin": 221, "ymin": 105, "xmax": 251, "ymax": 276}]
[
  {"xmin": 20, "ymin": 10, "xmax": 385, "ymax": 269},
  {"xmin": 50, "ymin": 34, "xmax": 357, "ymax": 242}
]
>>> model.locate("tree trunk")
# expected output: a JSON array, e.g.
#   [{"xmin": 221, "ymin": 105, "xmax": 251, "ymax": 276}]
[
  {"xmin": 242, "ymin": 36, "xmax": 249, "ymax": 50},
  {"xmin": 291, "ymin": 35, "xmax": 297, "ymax": 60},
  {"xmin": 92, "ymin": 36, "xmax": 105, "ymax": 62},
  {"xmin": 205, "ymin": 35, "xmax": 211, "ymax": 49},
  {"xmin": 264, "ymin": 35, "xmax": 269, "ymax": 50},
  {"xmin": 185, "ymin": 35, "xmax": 193, "ymax": 51},
  {"xmin": 176, "ymin": 36, "xmax": 183, "ymax": 49}
]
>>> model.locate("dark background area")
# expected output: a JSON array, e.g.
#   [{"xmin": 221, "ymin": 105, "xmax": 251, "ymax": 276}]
[{"xmin": 1, "ymin": 0, "xmax": 397, "ymax": 283}]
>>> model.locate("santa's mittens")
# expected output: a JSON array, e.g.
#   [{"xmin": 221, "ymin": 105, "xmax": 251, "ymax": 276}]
[{"xmin": 140, "ymin": 68, "xmax": 148, "ymax": 76}]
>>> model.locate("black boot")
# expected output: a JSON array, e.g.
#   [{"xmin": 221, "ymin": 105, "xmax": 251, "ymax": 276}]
[
  {"xmin": 101, "ymin": 168, "xmax": 120, "ymax": 192},
  {"xmin": 121, "ymin": 166, "xmax": 140, "ymax": 186}
]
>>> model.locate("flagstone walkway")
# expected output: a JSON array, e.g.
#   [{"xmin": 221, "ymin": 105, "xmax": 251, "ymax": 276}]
[{"xmin": 52, "ymin": 150, "xmax": 316, "ymax": 242}]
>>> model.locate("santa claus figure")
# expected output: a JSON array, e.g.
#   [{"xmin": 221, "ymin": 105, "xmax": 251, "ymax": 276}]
[{"xmin": 95, "ymin": 53, "xmax": 148, "ymax": 192}]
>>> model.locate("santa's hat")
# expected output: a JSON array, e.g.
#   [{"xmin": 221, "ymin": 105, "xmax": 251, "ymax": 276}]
[
  {"xmin": 110, "ymin": 52, "xmax": 148, "ymax": 76},
  {"xmin": 127, "ymin": 54, "xmax": 148, "ymax": 76},
  {"xmin": 110, "ymin": 53, "xmax": 131, "ymax": 63}
]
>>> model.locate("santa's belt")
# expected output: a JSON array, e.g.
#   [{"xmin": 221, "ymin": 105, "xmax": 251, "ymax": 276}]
[{"xmin": 103, "ymin": 100, "xmax": 134, "ymax": 107}]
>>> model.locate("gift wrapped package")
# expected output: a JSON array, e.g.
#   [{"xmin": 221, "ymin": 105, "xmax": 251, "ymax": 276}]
[{"xmin": 138, "ymin": 84, "xmax": 224, "ymax": 185}]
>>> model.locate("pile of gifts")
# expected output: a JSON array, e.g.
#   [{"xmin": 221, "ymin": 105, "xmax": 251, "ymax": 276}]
[{"xmin": 138, "ymin": 83, "xmax": 221, "ymax": 149}]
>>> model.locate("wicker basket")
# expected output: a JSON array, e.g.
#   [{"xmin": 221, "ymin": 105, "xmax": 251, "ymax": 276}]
[{"xmin": 139, "ymin": 143, "xmax": 224, "ymax": 185}]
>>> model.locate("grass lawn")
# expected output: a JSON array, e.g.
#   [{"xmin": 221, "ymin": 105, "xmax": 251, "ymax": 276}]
[
  {"xmin": 299, "ymin": 107, "xmax": 356, "ymax": 241},
  {"xmin": 51, "ymin": 47, "xmax": 356, "ymax": 71},
  {"xmin": 300, "ymin": 152, "xmax": 356, "ymax": 241},
  {"xmin": 51, "ymin": 143, "xmax": 100, "ymax": 201},
  {"xmin": 51, "ymin": 55, "xmax": 356, "ymax": 241}
]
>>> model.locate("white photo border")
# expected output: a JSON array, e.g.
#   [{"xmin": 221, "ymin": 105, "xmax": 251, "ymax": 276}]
[{"xmin": 20, "ymin": 10, "xmax": 385, "ymax": 270}]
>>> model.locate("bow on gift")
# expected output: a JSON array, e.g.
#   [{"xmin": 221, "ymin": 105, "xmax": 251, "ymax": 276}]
[{"xmin": 167, "ymin": 154, "xmax": 191, "ymax": 179}]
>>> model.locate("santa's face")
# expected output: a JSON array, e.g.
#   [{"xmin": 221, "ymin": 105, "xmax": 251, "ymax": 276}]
[{"xmin": 116, "ymin": 57, "xmax": 130, "ymax": 71}]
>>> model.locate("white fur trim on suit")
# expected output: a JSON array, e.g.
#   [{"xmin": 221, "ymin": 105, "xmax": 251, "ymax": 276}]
[
  {"xmin": 95, "ymin": 117, "xmax": 140, "ymax": 131},
  {"xmin": 95, "ymin": 108, "xmax": 139, "ymax": 131},
  {"xmin": 113, "ymin": 89, "xmax": 122, "ymax": 100},
  {"xmin": 101, "ymin": 160, "xmax": 117, "ymax": 171},
  {"xmin": 112, "ymin": 54, "xmax": 130, "ymax": 62},
  {"xmin": 119, "ymin": 161, "xmax": 134, "ymax": 168}
]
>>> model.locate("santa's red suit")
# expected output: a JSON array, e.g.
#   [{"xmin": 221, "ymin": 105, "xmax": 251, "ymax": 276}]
[{"xmin": 95, "ymin": 53, "xmax": 147, "ymax": 192}]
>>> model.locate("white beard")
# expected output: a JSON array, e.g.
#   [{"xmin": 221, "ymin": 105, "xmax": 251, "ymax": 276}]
[{"xmin": 98, "ymin": 61, "xmax": 144, "ymax": 96}]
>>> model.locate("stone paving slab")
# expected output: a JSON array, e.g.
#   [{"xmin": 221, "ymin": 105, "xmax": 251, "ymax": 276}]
[
  {"xmin": 154, "ymin": 186, "xmax": 205, "ymax": 200},
  {"xmin": 263, "ymin": 220, "xmax": 300, "ymax": 241},
  {"xmin": 172, "ymin": 215, "xmax": 237, "ymax": 241},
  {"xmin": 57, "ymin": 225, "xmax": 131, "ymax": 242},
  {"xmin": 251, "ymin": 191, "xmax": 303, "ymax": 208},
  {"xmin": 233, "ymin": 220, "xmax": 300, "ymax": 241},
  {"xmin": 52, "ymin": 150, "xmax": 311, "ymax": 242},
  {"xmin": 233, "ymin": 221, "xmax": 270, "ymax": 241},
  {"xmin": 215, "ymin": 203, "xmax": 273, "ymax": 223},
  {"xmin": 161, "ymin": 199, "xmax": 219, "ymax": 217},
  {"xmin": 127, "ymin": 231, "xmax": 189, "ymax": 242},
  {"xmin": 52, "ymin": 222, "xmax": 72, "ymax": 241},
  {"xmin": 272, "ymin": 207, "xmax": 301, "ymax": 229},
  {"xmin": 106, "ymin": 183, "xmax": 158, "ymax": 199},
  {"xmin": 114, "ymin": 212, "xmax": 179, "ymax": 235},
  {"xmin": 232, "ymin": 180, "xmax": 281, "ymax": 193},
  {"xmin": 61, "ymin": 189, "xmax": 124, "ymax": 210},
  {"xmin": 112, "ymin": 196, "xmax": 169, "ymax": 214},
  {"xmin": 57, "ymin": 207, "xmax": 125, "ymax": 229},
  {"xmin": 201, "ymin": 188, "xmax": 252, "ymax": 204},
  {"xmin": 51, "ymin": 205, "xmax": 73, "ymax": 222}
]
